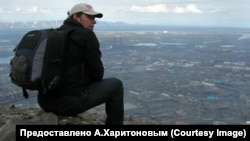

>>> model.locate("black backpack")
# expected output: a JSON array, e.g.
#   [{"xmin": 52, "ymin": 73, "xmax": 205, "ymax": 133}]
[{"xmin": 9, "ymin": 28, "xmax": 73, "ymax": 99}]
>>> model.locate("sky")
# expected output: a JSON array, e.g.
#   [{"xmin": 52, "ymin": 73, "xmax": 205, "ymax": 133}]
[{"xmin": 0, "ymin": 0, "xmax": 250, "ymax": 28}]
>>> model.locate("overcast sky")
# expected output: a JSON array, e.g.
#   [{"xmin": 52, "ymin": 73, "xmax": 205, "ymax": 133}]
[{"xmin": 1, "ymin": 0, "xmax": 249, "ymax": 28}]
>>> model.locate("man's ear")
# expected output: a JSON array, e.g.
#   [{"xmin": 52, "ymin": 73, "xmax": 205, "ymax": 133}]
[{"xmin": 73, "ymin": 14, "xmax": 81, "ymax": 22}]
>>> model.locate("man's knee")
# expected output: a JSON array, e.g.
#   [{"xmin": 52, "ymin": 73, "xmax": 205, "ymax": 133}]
[
  {"xmin": 105, "ymin": 77, "xmax": 123, "ymax": 95},
  {"xmin": 110, "ymin": 77, "xmax": 123, "ymax": 89}
]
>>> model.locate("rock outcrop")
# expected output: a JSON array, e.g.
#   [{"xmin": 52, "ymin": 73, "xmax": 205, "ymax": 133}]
[{"xmin": 0, "ymin": 105, "xmax": 158, "ymax": 141}]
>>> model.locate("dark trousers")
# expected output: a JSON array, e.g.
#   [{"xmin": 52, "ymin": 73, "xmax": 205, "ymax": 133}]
[{"xmin": 38, "ymin": 77, "xmax": 124, "ymax": 125}]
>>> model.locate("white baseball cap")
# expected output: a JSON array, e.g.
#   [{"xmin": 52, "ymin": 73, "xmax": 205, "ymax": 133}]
[{"xmin": 67, "ymin": 3, "xmax": 103, "ymax": 18}]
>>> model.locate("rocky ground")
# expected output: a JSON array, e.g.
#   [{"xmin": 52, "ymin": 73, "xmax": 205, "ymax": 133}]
[{"xmin": 0, "ymin": 104, "xmax": 158, "ymax": 141}]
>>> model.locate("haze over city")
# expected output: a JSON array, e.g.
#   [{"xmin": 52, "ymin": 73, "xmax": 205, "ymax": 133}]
[{"xmin": 1, "ymin": 0, "xmax": 250, "ymax": 28}]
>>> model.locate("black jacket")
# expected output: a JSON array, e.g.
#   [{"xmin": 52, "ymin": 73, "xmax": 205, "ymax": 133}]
[{"xmin": 59, "ymin": 18, "xmax": 104, "ymax": 90}]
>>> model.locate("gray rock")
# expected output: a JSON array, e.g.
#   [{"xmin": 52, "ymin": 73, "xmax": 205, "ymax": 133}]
[
  {"xmin": 0, "ymin": 105, "xmax": 158, "ymax": 141},
  {"xmin": 0, "ymin": 119, "xmax": 16, "ymax": 141},
  {"xmin": 28, "ymin": 112, "xmax": 58, "ymax": 125}
]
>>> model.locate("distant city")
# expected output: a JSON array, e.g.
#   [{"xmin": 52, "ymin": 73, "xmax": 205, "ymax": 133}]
[
  {"xmin": 1, "ymin": 25, "xmax": 250, "ymax": 124},
  {"xmin": 0, "ymin": 20, "xmax": 247, "ymax": 31}
]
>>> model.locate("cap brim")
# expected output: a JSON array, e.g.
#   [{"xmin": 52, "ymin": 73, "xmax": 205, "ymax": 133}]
[
  {"xmin": 95, "ymin": 13, "xmax": 103, "ymax": 18},
  {"xmin": 84, "ymin": 11, "xmax": 103, "ymax": 18}
]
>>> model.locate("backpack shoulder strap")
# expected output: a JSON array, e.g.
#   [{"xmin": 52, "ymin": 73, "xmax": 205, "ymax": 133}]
[{"xmin": 22, "ymin": 88, "xmax": 29, "ymax": 99}]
